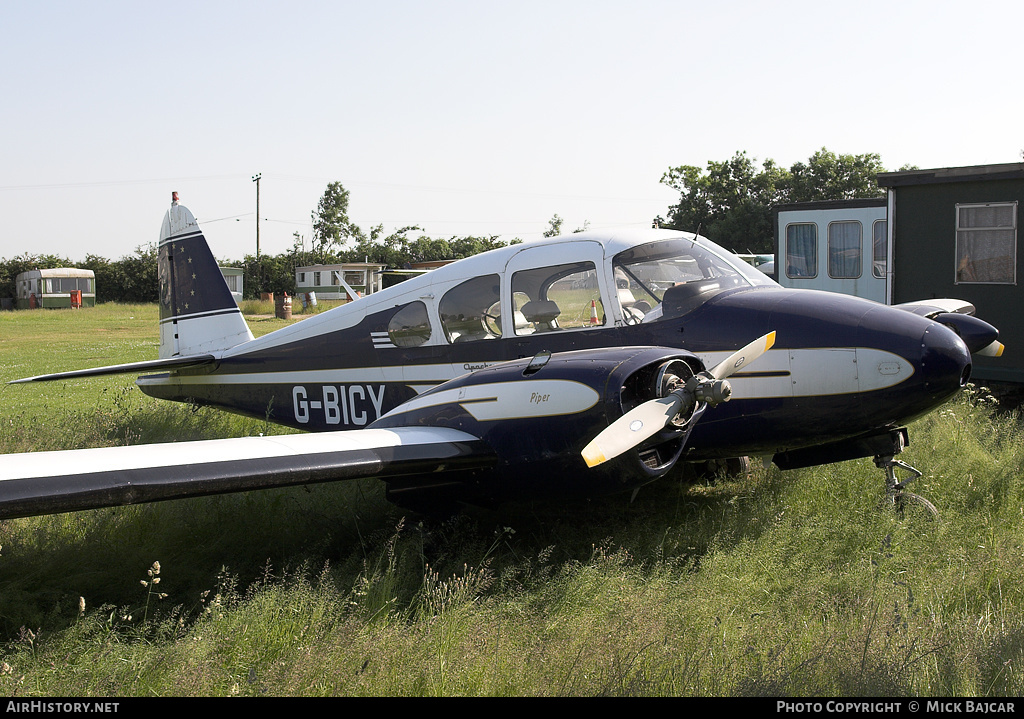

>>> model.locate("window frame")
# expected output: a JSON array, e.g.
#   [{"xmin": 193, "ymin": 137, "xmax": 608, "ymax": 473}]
[
  {"xmin": 872, "ymin": 219, "xmax": 887, "ymax": 279},
  {"xmin": 439, "ymin": 274, "xmax": 502, "ymax": 344},
  {"xmin": 785, "ymin": 222, "xmax": 818, "ymax": 279},
  {"xmin": 955, "ymin": 201, "xmax": 1017, "ymax": 286},
  {"xmin": 387, "ymin": 300, "xmax": 433, "ymax": 348},
  {"xmin": 511, "ymin": 260, "xmax": 606, "ymax": 335},
  {"xmin": 827, "ymin": 220, "xmax": 863, "ymax": 280}
]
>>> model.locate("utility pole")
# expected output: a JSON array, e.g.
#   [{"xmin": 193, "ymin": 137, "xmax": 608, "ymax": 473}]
[{"xmin": 252, "ymin": 173, "xmax": 262, "ymax": 259}]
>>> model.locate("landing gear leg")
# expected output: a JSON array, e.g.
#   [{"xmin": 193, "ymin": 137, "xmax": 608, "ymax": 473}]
[{"xmin": 873, "ymin": 454, "xmax": 938, "ymax": 520}]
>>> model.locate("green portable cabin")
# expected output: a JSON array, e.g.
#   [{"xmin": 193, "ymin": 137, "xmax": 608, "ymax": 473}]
[
  {"xmin": 878, "ymin": 162, "xmax": 1024, "ymax": 384},
  {"xmin": 15, "ymin": 268, "xmax": 96, "ymax": 309}
]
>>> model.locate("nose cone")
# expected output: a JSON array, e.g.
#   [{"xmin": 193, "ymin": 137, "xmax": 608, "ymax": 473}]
[{"xmin": 920, "ymin": 321, "xmax": 972, "ymax": 402}]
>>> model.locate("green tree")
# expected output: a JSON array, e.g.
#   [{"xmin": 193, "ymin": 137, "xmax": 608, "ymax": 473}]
[
  {"xmin": 543, "ymin": 214, "xmax": 564, "ymax": 238},
  {"xmin": 340, "ymin": 225, "xmax": 425, "ymax": 267},
  {"xmin": 786, "ymin": 148, "xmax": 886, "ymax": 203},
  {"xmin": 311, "ymin": 182, "xmax": 365, "ymax": 261},
  {"xmin": 659, "ymin": 148, "xmax": 887, "ymax": 253},
  {"xmin": 241, "ymin": 252, "xmax": 296, "ymax": 299},
  {"xmin": 0, "ymin": 253, "xmax": 74, "ymax": 301},
  {"xmin": 79, "ymin": 254, "xmax": 116, "ymax": 303},
  {"xmin": 112, "ymin": 244, "xmax": 159, "ymax": 303}
]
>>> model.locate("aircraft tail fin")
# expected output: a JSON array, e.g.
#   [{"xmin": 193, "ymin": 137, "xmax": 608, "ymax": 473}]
[{"xmin": 158, "ymin": 195, "xmax": 254, "ymax": 358}]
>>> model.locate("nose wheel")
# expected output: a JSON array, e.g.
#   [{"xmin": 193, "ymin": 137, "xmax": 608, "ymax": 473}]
[{"xmin": 874, "ymin": 455, "xmax": 938, "ymax": 519}]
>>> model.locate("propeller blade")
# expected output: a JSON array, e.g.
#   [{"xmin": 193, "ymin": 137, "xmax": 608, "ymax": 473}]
[
  {"xmin": 581, "ymin": 394, "xmax": 682, "ymax": 468},
  {"xmin": 582, "ymin": 331, "xmax": 778, "ymax": 469},
  {"xmin": 708, "ymin": 331, "xmax": 776, "ymax": 380}
]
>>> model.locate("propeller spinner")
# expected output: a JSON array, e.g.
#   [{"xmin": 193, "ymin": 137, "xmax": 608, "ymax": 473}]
[{"xmin": 581, "ymin": 332, "xmax": 776, "ymax": 468}]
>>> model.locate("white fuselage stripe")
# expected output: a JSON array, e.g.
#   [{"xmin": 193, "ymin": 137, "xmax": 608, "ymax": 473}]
[
  {"xmin": 136, "ymin": 348, "xmax": 913, "ymax": 400},
  {"xmin": 381, "ymin": 379, "xmax": 600, "ymax": 421}
]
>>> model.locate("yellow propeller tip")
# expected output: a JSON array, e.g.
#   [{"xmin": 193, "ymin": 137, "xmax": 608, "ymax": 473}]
[
  {"xmin": 581, "ymin": 446, "xmax": 606, "ymax": 468},
  {"xmin": 765, "ymin": 331, "xmax": 776, "ymax": 351}
]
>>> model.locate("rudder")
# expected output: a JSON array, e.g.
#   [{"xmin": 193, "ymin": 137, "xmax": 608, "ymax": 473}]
[{"xmin": 158, "ymin": 194, "xmax": 254, "ymax": 358}]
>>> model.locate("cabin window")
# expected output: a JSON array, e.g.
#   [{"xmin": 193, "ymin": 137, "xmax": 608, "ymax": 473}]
[
  {"xmin": 511, "ymin": 262, "xmax": 605, "ymax": 335},
  {"xmin": 612, "ymin": 237, "xmax": 769, "ymax": 320},
  {"xmin": 786, "ymin": 223, "xmax": 817, "ymax": 278},
  {"xmin": 388, "ymin": 301, "xmax": 432, "ymax": 348},
  {"xmin": 828, "ymin": 221, "xmax": 862, "ymax": 279},
  {"xmin": 872, "ymin": 220, "xmax": 887, "ymax": 279},
  {"xmin": 955, "ymin": 202, "xmax": 1017, "ymax": 285},
  {"xmin": 440, "ymin": 274, "xmax": 502, "ymax": 343}
]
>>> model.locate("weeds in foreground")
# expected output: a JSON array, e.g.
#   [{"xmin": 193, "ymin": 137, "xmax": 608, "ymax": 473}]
[
  {"xmin": 1, "ymin": 382, "xmax": 1024, "ymax": 695},
  {"xmin": 139, "ymin": 562, "xmax": 167, "ymax": 626}
]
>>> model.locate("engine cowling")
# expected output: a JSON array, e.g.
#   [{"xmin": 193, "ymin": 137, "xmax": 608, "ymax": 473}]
[{"xmin": 368, "ymin": 346, "xmax": 708, "ymax": 506}]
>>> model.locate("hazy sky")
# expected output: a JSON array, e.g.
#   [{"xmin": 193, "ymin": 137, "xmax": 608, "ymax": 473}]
[{"xmin": 2, "ymin": 0, "xmax": 1022, "ymax": 262}]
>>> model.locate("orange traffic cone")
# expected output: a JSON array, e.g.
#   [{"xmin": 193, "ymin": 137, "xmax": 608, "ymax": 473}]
[{"xmin": 590, "ymin": 299, "xmax": 599, "ymax": 324}]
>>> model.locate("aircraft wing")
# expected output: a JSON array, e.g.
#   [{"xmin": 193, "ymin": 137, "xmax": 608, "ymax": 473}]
[
  {"xmin": 893, "ymin": 299, "xmax": 976, "ymax": 317},
  {"xmin": 0, "ymin": 427, "xmax": 493, "ymax": 519},
  {"xmin": 7, "ymin": 354, "xmax": 217, "ymax": 384},
  {"xmin": 892, "ymin": 299, "xmax": 1002, "ymax": 356}
]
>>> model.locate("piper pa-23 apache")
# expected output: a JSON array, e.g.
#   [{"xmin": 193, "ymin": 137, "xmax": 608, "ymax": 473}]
[{"xmin": 0, "ymin": 195, "xmax": 1005, "ymax": 519}]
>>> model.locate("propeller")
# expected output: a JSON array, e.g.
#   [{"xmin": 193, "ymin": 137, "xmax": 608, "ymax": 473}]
[{"xmin": 581, "ymin": 332, "xmax": 776, "ymax": 468}]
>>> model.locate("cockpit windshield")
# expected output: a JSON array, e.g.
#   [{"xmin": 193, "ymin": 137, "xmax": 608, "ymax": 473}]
[{"xmin": 612, "ymin": 237, "xmax": 776, "ymax": 319}]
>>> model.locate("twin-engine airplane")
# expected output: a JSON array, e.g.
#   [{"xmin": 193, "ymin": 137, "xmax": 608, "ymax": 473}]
[{"xmin": 0, "ymin": 196, "xmax": 1004, "ymax": 518}]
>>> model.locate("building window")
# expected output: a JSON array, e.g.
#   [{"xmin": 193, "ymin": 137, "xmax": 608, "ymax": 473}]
[
  {"xmin": 872, "ymin": 220, "xmax": 887, "ymax": 279},
  {"xmin": 314, "ymin": 271, "xmax": 322, "ymax": 287},
  {"xmin": 298, "ymin": 272, "xmax": 306, "ymax": 283},
  {"xmin": 828, "ymin": 221, "xmax": 862, "ymax": 279},
  {"xmin": 786, "ymin": 223, "xmax": 817, "ymax": 278},
  {"xmin": 956, "ymin": 202, "xmax": 1017, "ymax": 284}
]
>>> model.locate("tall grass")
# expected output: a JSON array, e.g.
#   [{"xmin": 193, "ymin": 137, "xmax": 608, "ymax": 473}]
[{"xmin": 2, "ymin": 306, "xmax": 1024, "ymax": 696}]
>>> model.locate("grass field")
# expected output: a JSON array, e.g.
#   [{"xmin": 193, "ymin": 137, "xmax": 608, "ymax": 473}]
[{"xmin": 2, "ymin": 304, "xmax": 1024, "ymax": 696}]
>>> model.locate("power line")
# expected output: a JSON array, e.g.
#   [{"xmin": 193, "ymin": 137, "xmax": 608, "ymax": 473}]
[
  {"xmin": 199, "ymin": 213, "xmax": 254, "ymax": 224},
  {"xmin": 0, "ymin": 175, "xmax": 242, "ymax": 192},
  {"xmin": 258, "ymin": 173, "xmax": 669, "ymax": 203}
]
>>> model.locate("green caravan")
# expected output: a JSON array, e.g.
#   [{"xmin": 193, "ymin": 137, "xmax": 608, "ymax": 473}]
[{"xmin": 15, "ymin": 268, "xmax": 96, "ymax": 309}]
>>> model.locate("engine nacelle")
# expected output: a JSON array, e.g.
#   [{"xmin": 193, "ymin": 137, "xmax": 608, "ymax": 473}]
[{"xmin": 369, "ymin": 346, "xmax": 706, "ymax": 506}]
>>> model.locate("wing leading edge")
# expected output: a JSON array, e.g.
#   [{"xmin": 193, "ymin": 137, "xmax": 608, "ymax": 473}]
[{"xmin": 0, "ymin": 427, "xmax": 493, "ymax": 519}]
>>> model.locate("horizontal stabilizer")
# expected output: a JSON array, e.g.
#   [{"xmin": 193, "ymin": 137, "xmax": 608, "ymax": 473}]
[
  {"xmin": 0, "ymin": 427, "xmax": 494, "ymax": 519},
  {"xmin": 8, "ymin": 354, "xmax": 216, "ymax": 384}
]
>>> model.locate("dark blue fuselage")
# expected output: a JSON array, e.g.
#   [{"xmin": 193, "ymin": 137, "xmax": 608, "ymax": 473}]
[{"xmin": 140, "ymin": 284, "xmax": 971, "ymax": 467}]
